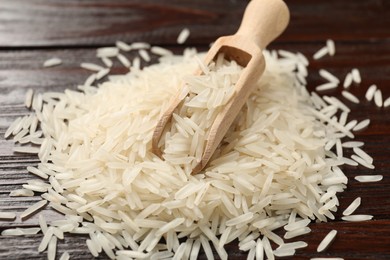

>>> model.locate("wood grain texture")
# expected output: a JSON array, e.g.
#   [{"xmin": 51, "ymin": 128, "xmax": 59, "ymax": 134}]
[
  {"xmin": 0, "ymin": 0, "xmax": 389, "ymax": 47},
  {"xmin": 0, "ymin": 0, "xmax": 390, "ymax": 259}
]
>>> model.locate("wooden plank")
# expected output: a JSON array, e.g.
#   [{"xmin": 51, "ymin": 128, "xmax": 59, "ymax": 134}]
[{"xmin": 0, "ymin": 0, "xmax": 389, "ymax": 47}]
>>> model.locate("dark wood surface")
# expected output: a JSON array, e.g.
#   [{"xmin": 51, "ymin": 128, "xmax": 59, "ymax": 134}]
[{"xmin": 0, "ymin": 0, "xmax": 390, "ymax": 259}]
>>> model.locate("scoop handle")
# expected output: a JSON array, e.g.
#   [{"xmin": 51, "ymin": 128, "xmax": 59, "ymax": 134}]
[{"xmin": 236, "ymin": 0, "xmax": 290, "ymax": 50}]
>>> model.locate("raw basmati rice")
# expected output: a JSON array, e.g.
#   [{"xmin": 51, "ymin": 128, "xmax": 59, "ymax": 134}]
[
  {"xmin": 343, "ymin": 197, "xmax": 361, "ymax": 216},
  {"xmin": 317, "ymin": 230, "xmax": 337, "ymax": 252},
  {"xmin": 1, "ymin": 228, "xmax": 40, "ymax": 236},
  {"xmin": 96, "ymin": 47, "xmax": 119, "ymax": 58},
  {"xmin": 9, "ymin": 188, "xmax": 34, "ymax": 197},
  {"xmin": 354, "ymin": 175, "xmax": 383, "ymax": 182},
  {"xmin": 351, "ymin": 155, "xmax": 375, "ymax": 169},
  {"xmin": 319, "ymin": 69, "xmax": 339, "ymax": 83},
  {"xmin": 341, "ymin": 91, "xmax": 359, "ymax": 103},
  {"xmin": 130, "ymin": 42, "xmax": 150, "ymax": 49},
  {"xmin": 20, "ymin": 200, "xmax": 48, "ymax": 219},
  {"xmin": 84, "ymin": 73, "xmax": 97, "ymax": 87},
  {"xmin": 352, "ymin": 119, "xmax": 370, "ymax": 131},
  {"xmin": 116, "ymin": 41, "xmax": 132, "ymax": 52},
  {"xmin": 341, "ymin": 215, "xmax": 373, "ymax": 222},
  {"xmin": 27, "ymin": 166, "xmax": 49, "ymax": 179},
  {"xmin": 353, "ymin": 147, "xmax": 373, "ymax": 164},
  {"xmin": 151, "ymin": 46, "xmax": 173, "ymax": 56},
  {"xmin": 326, "ymin": 39, "xmax": 336, "ymax": 56},
  {"xmin": 365, "ymin": 84, "xmax": 377, "ymax": 101},
  {"xmin": 96, "ymin": 68, "xmax": 110, "ymax": 80},
  {"xmin": 374, "ymin": 89, "xmax": 383, "ymax": 107},
  {"xmin": 313, "ymin": 46, "xmax": 328, "ymax": 60},
  {"xmin": 384, "ymin": 96, "xmax": 390, "ymax": 107},
  {"xmin": 343, "ymin": 73, "xmax": 353, "ymax": 88},
  {"xmin": 24, "ymin": 88, "xmax": 34, "ymax": 108},
  {"xmin": 101, "ymin": 57, "xmax": 113, "ymax": 67},
  {"xmin": 316, "ymin": 82, "xmax": 338, "ymax": 91},
  {"xmin": 139, "ymin": 49, "xmax": 151, "ymax": 62},
  {"xmin": 0, "ymin": 212, "xmax": 16, "ymax": 220},
  {"xmin": 177, "ymin": 28, "xmax": 190, "ymax": 44},
  {"xmin": 81, "ymin": 62, "xmax": 104, "ymax": 72},
  {"xmin": 351, "ymin": 68, "xmax": 361, "ymax": 83},
  {"xmin": 48, "ymin": 236, "xmax": 57, "ymax": 260},
  {"xmin": 59, "ymin": 252, "xmax": 70, "ymax": 260},
  {"xmin": 117, "ymin": 54, "xmax": 131, "ymax": 68},
  {"xmin": 255, "ymin": 239, "xmax": 264, "ymax": 260},
  {"xmin": 342, "ymin": 141, "xmax": 364, "ymax": 148},
  {"xmin": 43, "ymin": 58, "xmax": 62, "ymax": 67}
]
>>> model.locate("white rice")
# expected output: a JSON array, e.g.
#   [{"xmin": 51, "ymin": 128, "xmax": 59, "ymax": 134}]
[
  {"xmin": 341, "ymin": 215, "xmax": 373, "ymax": 222},
  {"xmin": 9, "ymin": 189, "xmax": 34, "ymax": 197},
  {"xmin": 313, "ymin": 46, "xmax": 328, "ymax": 60},
  {"xmin": 139, "ymin": 49, "xmax": 151, "ymax": 62},
  {"xmin": 59, "ymin": 252, "xmax": 70, "ymax": 260},
  {"xmin": 255, "ymin": 239, "xmax": 264, "ymax": 260},
  {"xmin": 365, "ymin": 84, "xmax": 377, "ymax": 101},
  {"xmin": 38, "ymin": 227, "xmax": 54, "ymax": 252},
  {"xmin": 384, "ymin": 96, "xmax": 390, "ymax": 107},
  {"xmin": 262, "ymin": 236, "xmax": 274, "ymax": 260},
  {"xmin": 96, "ymin": 68, "xmax": 110, "ymax": 80},
  {"xmin": 190, "ymin": 239, "xmax": 201, "ymax": 260},
  {"xmin": 101, "ymin": 57, "xmax": 113, "ymax": 67},
  {"xmin": 342, "ymin": 141, "xmax": 364, "ymax": 148},
  {"xmin": 326, "ymin": 39, "xmax": 336, "ymax": 56},
  {"xmin": 13, "ymin": 146, "xmax": 41, "ymax": 154},
  {"xmin": 130, "ymin": 42, "xmax": 150, "ymax": 49},
  {"xmin": 116, "ymin": 41, "xmax": 132, "ymax": 52},
  {"xmin": 117, "ymin": 54, "xmax": 131, "ymax": 68},
  {"xmin": 20, "ymin": 200, "xmax": 48, "ymax": 219},
  {"xmin": 316, "ymin": 82, "xmax": 338, "ymax": 91},
  {"xmin": 343, "ymin": 73, "xmax": 353, "ymax": 88},
  {"xmin": 84, "ymin": 73, "xmax": 97, "ymax": 87},
  {"xmin": 351, "ymin": 155, "xmax": 375, "ymax": 169},
  {"xmin": 39, "ymin": 214, "xmax": 48, "ymax": 234},
  {"xmin": 342, "ymin": 197, "xmax": 361, "ymax": 216},
  {"xmin": 354, "ymin": 175, "xmax": 383, "ymax": 182},
  {"xmin": 374, "ymin": 89, "xmax": 383, "ymax": 107},
  {"xmin": 43, "ymin": 57, "xmax": 62, "ymax": 67},
  {"xmin": 352, "ymin": 119, "xmax": 370, "ymax": 131},
  {"xmin": 284, "ymin": 227, "xmax": 311, "ymax": 239},
  {"xmin": 341, "ymin": 90, "xmax": 359, "ymax": 103},
  {"xmin": 97, "ymin": 47, "xmax": 119, "ymax": 58},
  {"xmin": 317, "ymin": 230, "xmax": 337, "ymax": 253},
  {"xmin": 151, "ymin": 46, "xmax": 173, "ymax": 56},
  {"xmin": 177, "ymin": 28, "xmax": 190, "ymax": 44},
  {"xmin": 81, "ymin": 62, "xmax": 104, "ymax": 72},
  {"xmin": 353, "ymin": 147, "xmax": 373, "ymax": 164},
  {"xmin": 27, "ymin": 166, "xmax": 49, "ymax": 179},
  {"xmin": 24, "ymin": 88, "xmax": 34, "ymax": 108},
  {"xmin": 47, "ymin": 236, "xmax": 57, "ymax": 260},
  {"xmin": 319, "ymin": 69, "xmax": 339, "ymax": 83},
  {"xmin": 199, "ymin": 235, "xmax": 214, "ymax": 260},
  {"xmin": 351, "ymin": 68, "xmax": 361, "ymax": 83},
  {"xmin": 0, "ymin": 212, "xmax": 16, "ymax": 220},
  {"xmin": 1, "ymin": 228, "xmax": 40, "ymax": 236}
]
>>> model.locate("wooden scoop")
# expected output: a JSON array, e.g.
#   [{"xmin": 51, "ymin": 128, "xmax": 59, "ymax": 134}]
[{"xmin": 152, "ymin": 0, "xmax": 290, "ymax": 174}]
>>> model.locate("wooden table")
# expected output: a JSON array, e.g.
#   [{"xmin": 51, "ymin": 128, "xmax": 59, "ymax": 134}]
[{"xmin": 0, "ymin": 0, "xmax": 389, "ymax": 259}]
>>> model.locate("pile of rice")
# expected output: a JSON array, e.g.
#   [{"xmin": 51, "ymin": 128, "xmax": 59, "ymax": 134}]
[{"xmin": 1, "ymin": 36, "xmax": 383, "ymax": 260}]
